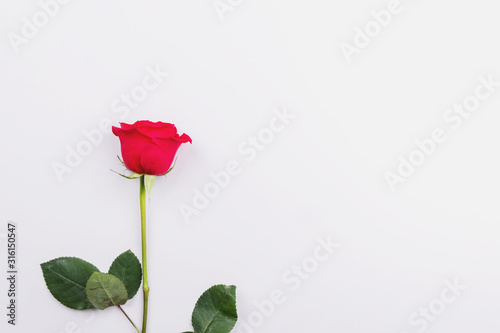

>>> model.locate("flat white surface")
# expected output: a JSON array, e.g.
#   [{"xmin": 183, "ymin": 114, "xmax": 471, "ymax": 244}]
[{"xmin": 1, "ymin": 1, "xmax": 500, "ymax": 332}]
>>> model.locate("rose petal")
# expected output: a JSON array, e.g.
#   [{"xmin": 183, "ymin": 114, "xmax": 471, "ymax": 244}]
[
  {"xmin": 140, "ymin": 139, "xmax": 181, "ymax": 175},
  {"xmin": 119, "ymin": 122, "xmax": 134, "ymax": 129},
  {"xmin": 136, "ymin": 122, "xmax": 178, "ymax": 139},
  {"xmin": 113, "ymin": 127, "xmax": 151, "ymax": 174},
  {"xmin": 173, "ymin": 133, "xmax": 192, "ymax": 143}
]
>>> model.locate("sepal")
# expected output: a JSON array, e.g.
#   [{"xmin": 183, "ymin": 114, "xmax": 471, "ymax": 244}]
[{"xmin": 145, "ymin": 175, "xmax": 156, "ymax": 196}]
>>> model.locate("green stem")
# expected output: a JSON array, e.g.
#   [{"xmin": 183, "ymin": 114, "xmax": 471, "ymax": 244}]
[
  {"xmin": 140, "ymin": 176, "xmax": 149, "ymax": 333},
  {"xmin": 118, "ymin": 305, "xmax": 140, "ymax": 333}
]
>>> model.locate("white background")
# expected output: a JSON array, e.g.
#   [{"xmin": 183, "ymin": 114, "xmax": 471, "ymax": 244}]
[{"xmin": 1, "ymin": 0, "xmax": 500, "ymax": 332}]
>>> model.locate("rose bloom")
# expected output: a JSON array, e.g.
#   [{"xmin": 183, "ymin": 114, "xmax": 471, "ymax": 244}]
[{"xmin": 112, "ymin": 121, "xmax": 191, "ymax": 175}]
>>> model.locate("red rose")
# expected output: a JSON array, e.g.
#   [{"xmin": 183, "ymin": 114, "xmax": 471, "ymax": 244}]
[{"xmin": 112, "ymin": 121, "xmax": 191, "ymax": 175}]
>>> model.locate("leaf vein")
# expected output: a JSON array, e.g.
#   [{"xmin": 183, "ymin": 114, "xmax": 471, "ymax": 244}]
[
  {"xmin": 201, "ymin": 293, "xmax": 232, "ymax": 333},
  {"xmin": 47, "ymin": 268, "xmax": 86, "ymax": 289}
]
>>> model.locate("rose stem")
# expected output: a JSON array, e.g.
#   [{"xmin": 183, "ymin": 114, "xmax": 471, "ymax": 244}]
[
  {"xmin": 117, "ymin": 305, "xmax": 140, "ymax": 333},
  {"xmin": 140, "ymin": 176, "xmax": 150, "ymax": 333}
]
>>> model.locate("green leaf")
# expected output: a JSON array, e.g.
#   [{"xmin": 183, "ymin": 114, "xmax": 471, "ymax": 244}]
[
  {"xmin": 145, "ymin": 174, "xmax": 156, "ymax": 196},
  {"xmin": 41, "ymin": 257, "xmax": 100, "ymax": 310},
  {"xmin": 192, "ymin": 285, "xmax": 238, "ymax": 333},
  {"xmin": 86, "ymin": 272, "xmax": 128, "ymax": 310},
  {"xmin": 108, "ymin": 250, "xmax": 142, "ymax": 299}
]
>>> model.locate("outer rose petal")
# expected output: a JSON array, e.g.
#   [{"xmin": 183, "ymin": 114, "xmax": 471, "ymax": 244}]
[
  {"xmin": 173, "ymin": 133, "xmax": 192, "ymax": 143},
  {"xmin": 112, "ymin": 126, "xmax": 151, "ymax": 174},
  {"xmin": 133, "ymin": 120, "xmax": 168, "ymax": 128},
  {"xmin": 118, "ymin": 122, "xmax": 134, "ymax": 129},
  {"xmin": 140, "ymin": 138, "xmax": 182, "ymax": 175}
]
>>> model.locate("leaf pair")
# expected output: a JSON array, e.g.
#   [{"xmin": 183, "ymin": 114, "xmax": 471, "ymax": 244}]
[
  {"xmin": 41, "ymin": 253, "xmax": 238, "ymax": 332},
  {"xmin": 41, "ymin": 250, "xmax": 142, "ymax": 310},
  {"xmin": 185, "ymin": 285, "xmax": 238, "ymax": 333}
]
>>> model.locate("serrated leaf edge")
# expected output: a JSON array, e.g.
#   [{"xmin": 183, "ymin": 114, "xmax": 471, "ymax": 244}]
[
  {"xmin": 40, "ymin": 256, "xmax": 100, "ymax": 310},
  {"xmin": 192, "ymin": 284, "xmax": 238, "ymax": 333},
  {"xmin": 108, "ymin": 249, "xmax": 142, "ymax": 299}
]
